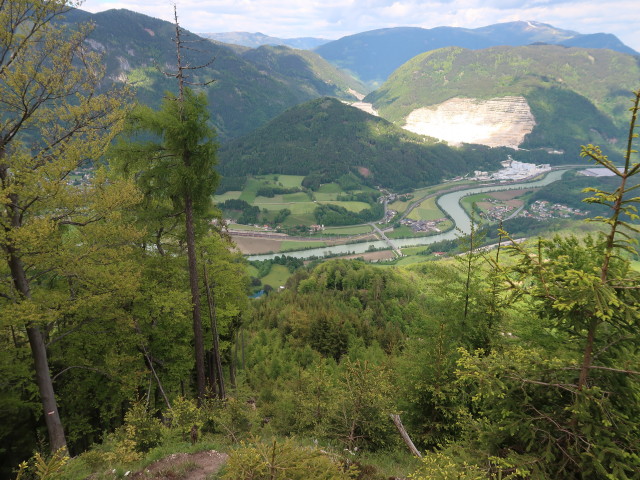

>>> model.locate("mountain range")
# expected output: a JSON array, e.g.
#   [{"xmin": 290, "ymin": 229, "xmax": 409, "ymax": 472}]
[
  {"xmin": 315, "ymin": 21, "xmax": 638, "ymax": 86},
  {"xmin": 61, "ymin": 8, "xmax": 364, "ymax": 140},
  {"xmin": 197, "ymin": 32, "xmax": 330, "ymax": 50},
  {"xmin": 58, "ymin": 7, "xmax": 640, "ymax": 186}
]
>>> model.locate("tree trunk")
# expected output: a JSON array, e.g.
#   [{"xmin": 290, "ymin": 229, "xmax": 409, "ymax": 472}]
[
  {"xmin": 184, "ymin": 194, "xmax": 206, "ymax": 403},
  {"xmin": 203, "ymin": 263, "xmax": 226, "ymax": 399},
  {"xmin": 27, "ymin": 326, "xmax": 68, "ymax": 453},
  {"xmin": 578, "ymin": 318, "xmax": 598, "ymax": 390},
  {"xmin": 7, "ymin": 248, "xmax": 67, "ymax": 453}
]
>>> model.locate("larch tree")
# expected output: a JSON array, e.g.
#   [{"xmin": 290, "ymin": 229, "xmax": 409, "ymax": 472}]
[
  {"xmin": 0, "ymin": 0, "xmax": 135, "ymax": 453},
  {"xmin": 112, "ymin": 7, "xmax": 219, "ymax": 402}
]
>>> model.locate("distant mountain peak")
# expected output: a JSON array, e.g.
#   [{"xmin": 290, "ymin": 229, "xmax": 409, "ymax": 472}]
[{"xmin": 197, "ymin": 32, "xmax": 330, "ymax": 50}]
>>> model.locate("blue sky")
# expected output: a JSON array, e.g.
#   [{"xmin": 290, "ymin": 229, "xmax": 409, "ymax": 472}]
[{"xmin": 81, "ymin": 0, "xmax": 640, "ymax": 51}]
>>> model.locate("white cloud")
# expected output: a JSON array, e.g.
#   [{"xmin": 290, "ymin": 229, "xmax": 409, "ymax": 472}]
[{"xmin": 80, "ymin": 0, "xmax": 640, "ymax": 50}]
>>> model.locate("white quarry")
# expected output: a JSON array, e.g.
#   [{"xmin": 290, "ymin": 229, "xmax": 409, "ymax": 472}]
[{"xmin": 403, "ymin": 96, "xmax": 536, "ymax": 148}]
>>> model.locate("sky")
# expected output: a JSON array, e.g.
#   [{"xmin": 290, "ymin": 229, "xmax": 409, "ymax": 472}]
[{"xmin": 80, "ymin": 0, "xmax": 640, "ymax": 51}]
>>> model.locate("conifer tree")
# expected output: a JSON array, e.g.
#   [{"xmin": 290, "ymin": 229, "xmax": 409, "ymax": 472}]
[{"xmin": 113, "ymin": 7, "xmax": 219, "ymax": 402}]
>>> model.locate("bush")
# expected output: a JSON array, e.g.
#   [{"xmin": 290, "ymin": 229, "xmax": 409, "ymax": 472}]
[
  {"xmin": 121, "ymin": 402, "xmax": 164, "ymax": 453},
  {"xmin": 222, "ymin": 438, "xmax": 353, "ymax": 480}
]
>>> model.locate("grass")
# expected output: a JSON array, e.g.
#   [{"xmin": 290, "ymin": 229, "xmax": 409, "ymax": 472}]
[
  {"xmin": 239, "ymin": 178, "xmax": 262, "ymax": 203},
  {"xmin": 282, "ymin": 192, "xmax": 312, "ymax": 202},
  {"xmin": 389, "ymin": 180, "xmax": 478, "ymax": 215},
  {"xmin": 272, "ymin": 175, "xmax": 305, "ymax": 188},
  {"xmin": 353, "ymin": 449, "xmax": 422, "ymax": 479},
  {"xmin": 400, "ymin": 246, "xmax": 429, "ymax": 256},
  {"xmin": 314, "ymin": 191, "xmax": 341, "ymax": 201},
  {"xmin": 317, "ymin": 183, "xmax": 343, "ymax": 194},
  {"xmin": 260, "ymin": 264, "xmax": 292, "ymax": 288},
  {"xmin": 281, "ymin": 240, "xmax": 327, "ymax": 251},
  {"xmin": 246, "ymin": 265, "xmax": 259, "ymax": 278},
  {"xmin": 395, "ymin": 255, "xmax": 432, "ymax": 266},
  {"xmin": 60, "ymin": 436, "xmax": 228, "ymax": 480},
  {"xmin": 407, "ymin": 196, "xmax": 447, "ymax": 221},
  {"xmin": 459, "ymin": 193, "xmax": 491, "ymax": 215},
  {"xmin": 388, "ymin": 198, "xmax": 412, "ymax": 214},
  {"xmin": 253, "ymin": 194, "xmax": 288, "ymax": 204},
  {"xmin": 214, "ymin": 191, "xmax": 242, "ymax": 202}
]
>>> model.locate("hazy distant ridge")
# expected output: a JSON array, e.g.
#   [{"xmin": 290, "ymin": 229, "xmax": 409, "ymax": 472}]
[
  {"xmin": 315, "ymin": 21, "xmax": 638, "ymax": 85},
  {"xmin": 198, "ymin": 32, "xmax": 330, "ymax": 50}
]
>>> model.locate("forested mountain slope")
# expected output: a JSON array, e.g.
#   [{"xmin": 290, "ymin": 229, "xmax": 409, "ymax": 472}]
[
  {"xmin": 218, "ymin": 97, "xmax": 507, "ymax": 191},
  {"xmin": 61, "ymin": 8, "xmax": 364, "ymax": 139}
]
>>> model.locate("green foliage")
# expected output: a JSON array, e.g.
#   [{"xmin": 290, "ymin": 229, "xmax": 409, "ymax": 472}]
[
  {"xmin": 256, "ymin": 186, "xmax": 302, "ymax": 197},
  {"xmin": 205, "ymin": 397, "xmax": 260, "ymax": 442},
  {"xmin": 219, "ymin": 199, "xmax": 261, "ymax": 224},
  {"xmin": 447, "ymin": 90, "xmax": 640, "ymax": 478},
  {"xmin": 114, "ymin": 87, "xmax": 219, "ymax": 216},
  {"xmin": 121, "ymin": 403, "xmax": 164, "ymax": 453},
  {"xmin": 167, "ymin": 397, "xmax": 204, "ymax": 440},
  {"xmin": 15, "ymin": 449, "xmax": 69, "ymax": 480},
  {"xmin": 410, "ymin": 449, "xmax": 531, "ymax": 480},
  {"xmin": 314, "ymin": 203, "xmax": 384, "ymax": 226},
  {"xmin": 0, "ymin": 0, "xmax": 141, "ymax": 463},
  {"xmin": 217, "ymin": 175, "xmax": 246, "ymax": 193},
  {"xmin": 222, "ymin": 438, "xmax": 353, "ymax": 480},
  {"xmin": 327, "ymin": 360, "xmax": 397, "ymax": 451}
]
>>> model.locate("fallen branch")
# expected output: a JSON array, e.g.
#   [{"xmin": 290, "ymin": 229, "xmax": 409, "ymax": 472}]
[{"xmin": 390, "ymin": 414, "xmax": 422, "ymax": 458}]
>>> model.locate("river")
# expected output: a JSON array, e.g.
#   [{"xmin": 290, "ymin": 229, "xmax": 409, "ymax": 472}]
[{"xmin": 247, "ymin": 169, "xmax": 569, "ymax": 261}]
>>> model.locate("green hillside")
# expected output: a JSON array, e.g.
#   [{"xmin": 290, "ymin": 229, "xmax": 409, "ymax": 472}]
[
  {"xmin": 315, "ymin": 22, "xmax": 638, "ymax": 86},
  {"xmin": 241, "ymin": 45, "xmax": 369, "ymax": 96},
  {"xmin": 62, "ymin": 8, "xmax": 364, "ymax": 140},
  {"xmin": 218, "ymin": 97, "xmax": 508, "ymax": 191},
  {"xmin": 366, "ymin": 45, "xmax": 640, "ymax": 157}
]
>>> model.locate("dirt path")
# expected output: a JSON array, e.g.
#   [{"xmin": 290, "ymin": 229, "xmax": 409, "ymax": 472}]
[{"xmin": 132, "ymin": 450, "xmax": 228, "ymax": 480}]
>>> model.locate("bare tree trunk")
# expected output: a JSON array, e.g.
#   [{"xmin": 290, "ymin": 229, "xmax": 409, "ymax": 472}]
[
  {"xmin": 185, "ymin": 194, "xmax": 206, "ymax": 403},
  {"xmin": 390, "ymin": 414, "xmax": 422, "ymax": 458}
]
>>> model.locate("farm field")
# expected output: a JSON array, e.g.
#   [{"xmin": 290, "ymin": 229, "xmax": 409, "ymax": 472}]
[
  {"xmin": 232, "ymin": 236, "xmax": 282, "ymax": 254},
  {"xmin": 218, "ymin": 175, "xmax": 386, "ymax": 233},
  {"xmin": 280, "ymin": 240, "xmax": 328, "ymax": 251},
  {"xmin": 407, "ymin": 196, "xmax": 446, "ymax": 221},
  {"xmin": 215, "ymin": 191, "xmax": 242, "ymax": 202}
]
